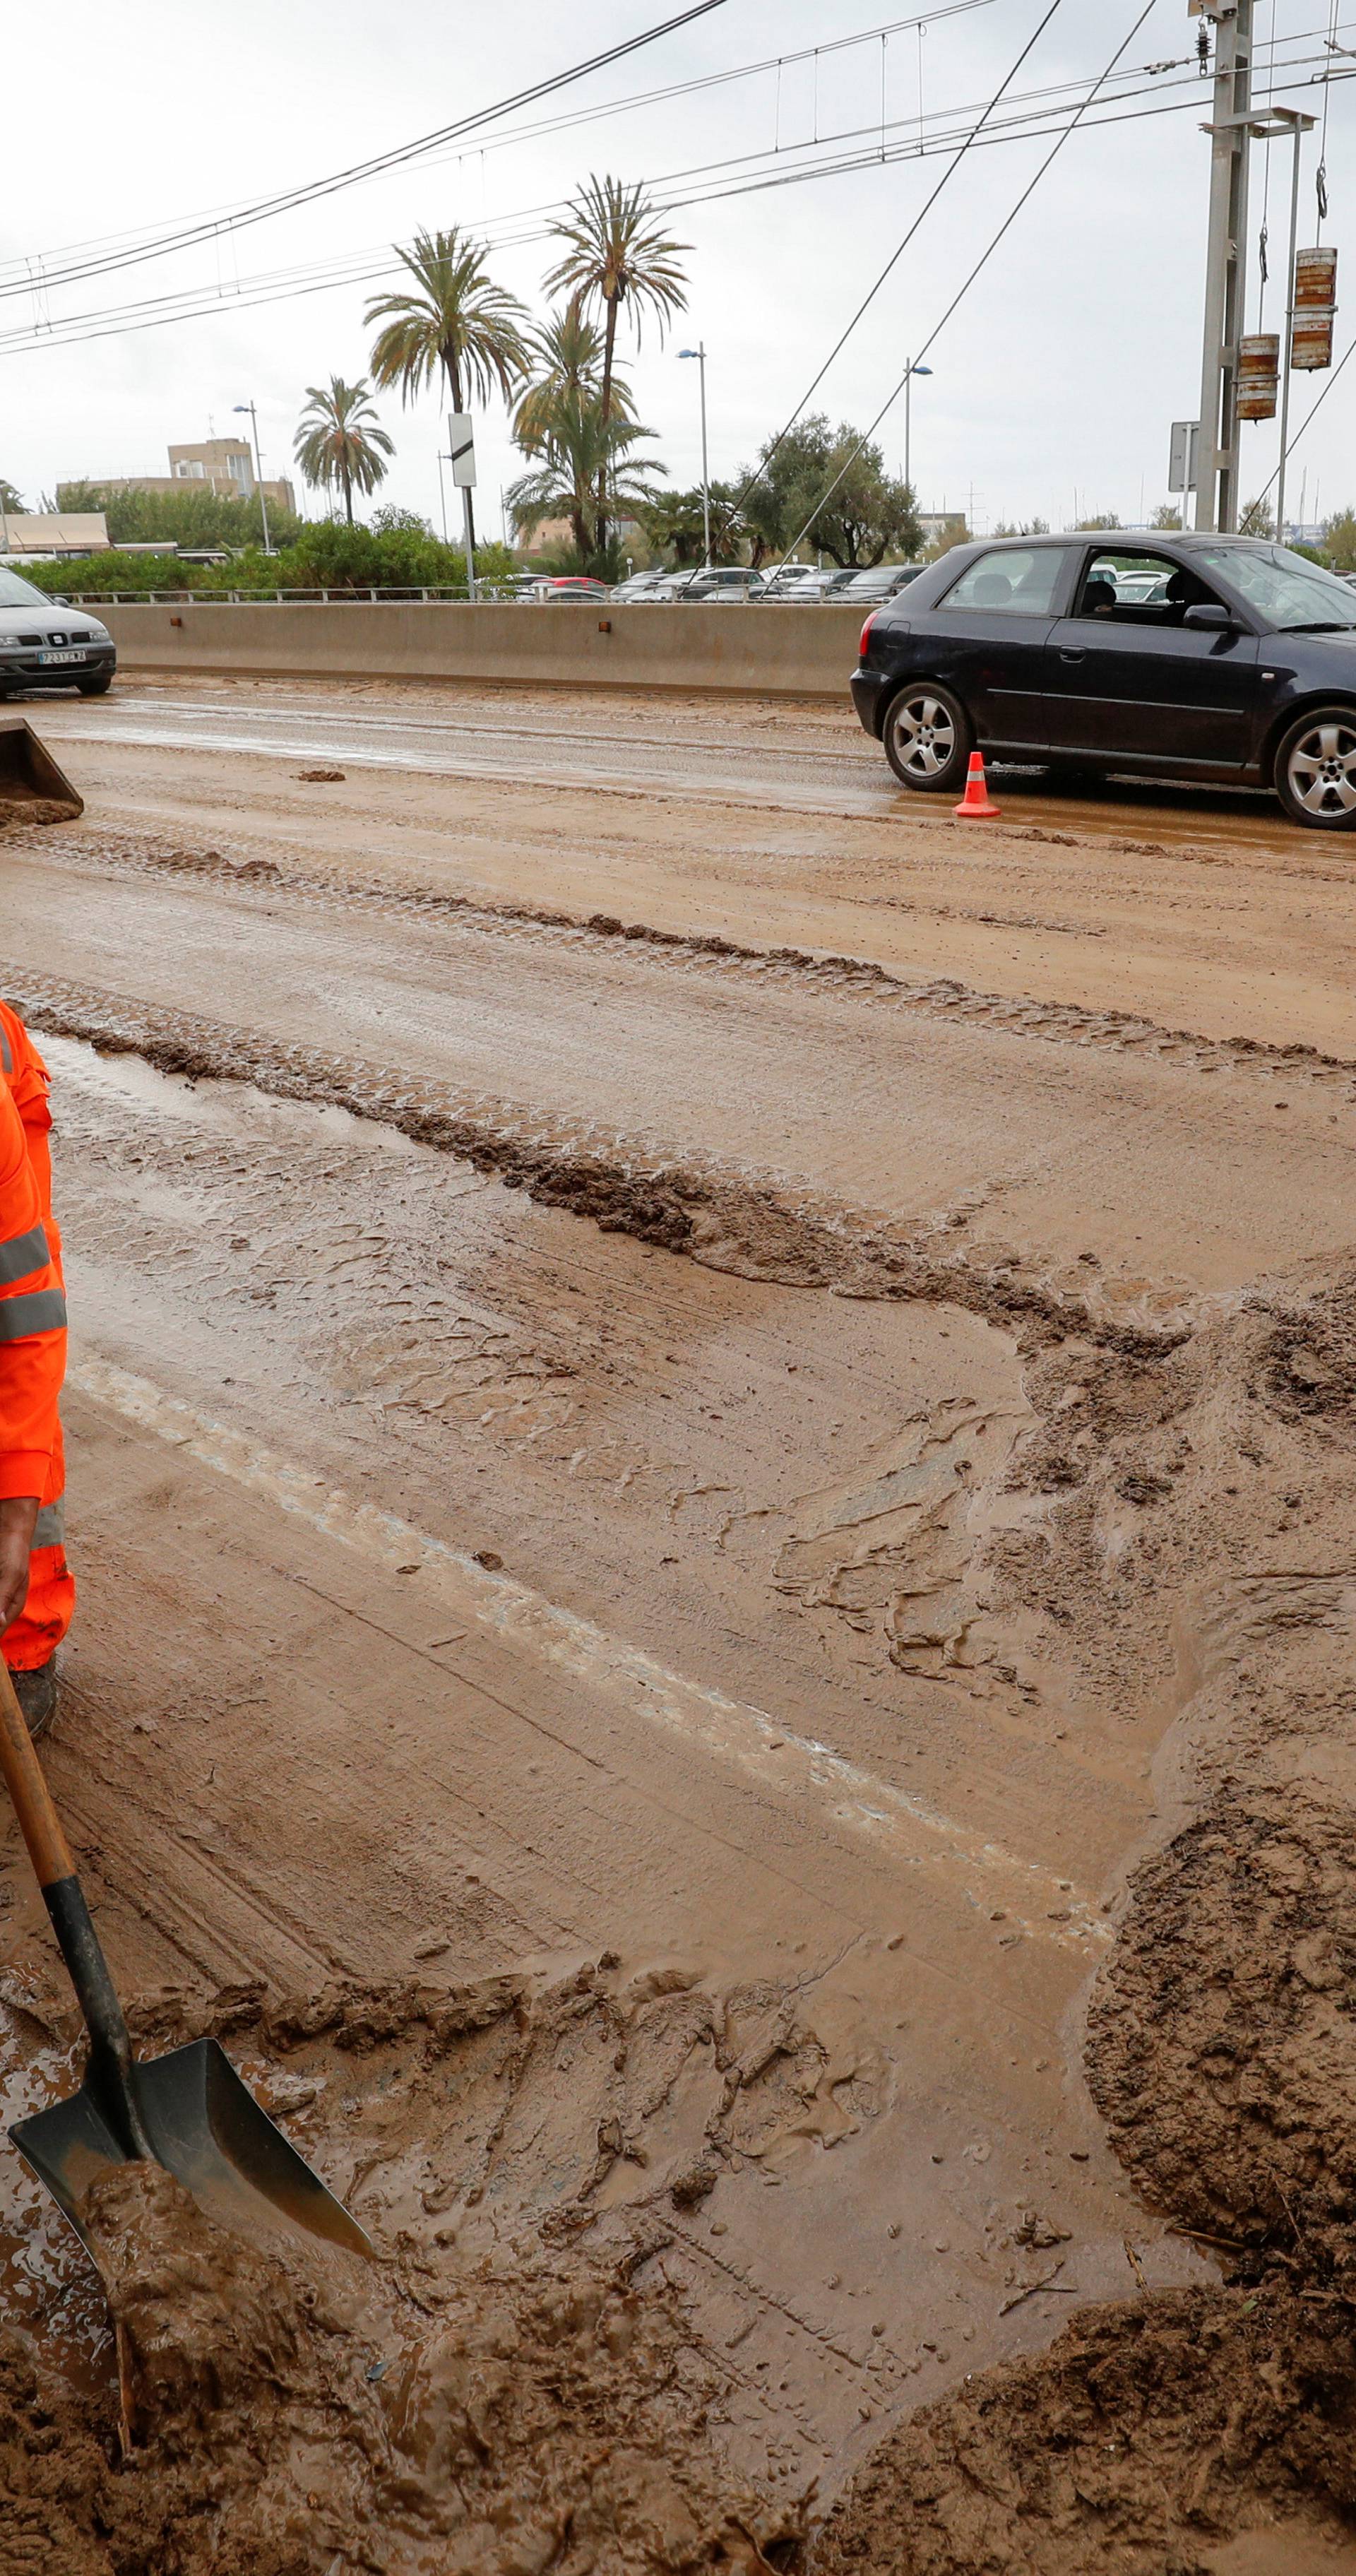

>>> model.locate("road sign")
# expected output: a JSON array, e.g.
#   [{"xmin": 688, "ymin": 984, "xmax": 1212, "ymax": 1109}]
[
  {"xmin": 448, "ymin": 412, "xmax": 477, "ymax": 489},
  {"xmin": 1169, "ymin": 420, "xmax": 1200, "ymax": 493}
]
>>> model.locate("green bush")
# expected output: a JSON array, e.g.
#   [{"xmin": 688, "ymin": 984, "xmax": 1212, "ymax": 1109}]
[{"xmin": 39, "ymin": 523, "xmax": 519, "ymax": 601}]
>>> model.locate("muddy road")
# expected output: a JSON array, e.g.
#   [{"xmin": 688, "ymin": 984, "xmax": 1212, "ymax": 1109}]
[{"xmin": 2, "ymin": 675, "xmax": 1356, "ymax": 2573}]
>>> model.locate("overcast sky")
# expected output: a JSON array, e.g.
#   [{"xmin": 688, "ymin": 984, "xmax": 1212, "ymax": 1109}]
[{"xmin": 5, "ymin": 0, "xmax": 1352, "ymax": 542}]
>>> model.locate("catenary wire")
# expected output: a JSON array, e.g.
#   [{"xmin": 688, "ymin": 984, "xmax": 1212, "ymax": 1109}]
[
  {"xmin": 0, "ymin": 1, "xmax": 737, "ymax": 306},
  {"xmin": 768, "ymin": 0, "xmax": 1162, "ymax": 576},
  {"xmin": 3, "ymin": 40, "xmax": 1351, "ymax": 357}
]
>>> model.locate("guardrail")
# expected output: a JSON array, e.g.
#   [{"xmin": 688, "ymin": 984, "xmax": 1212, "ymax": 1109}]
[{"xmin": 56, "ymin": 583, "xmax": 869, "ymax": 607}]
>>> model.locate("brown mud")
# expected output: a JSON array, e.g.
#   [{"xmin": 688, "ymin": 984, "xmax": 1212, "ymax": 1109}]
[{"xmin": 5, "ymin": 682, "xmax": 1356, "ymax": 2568}]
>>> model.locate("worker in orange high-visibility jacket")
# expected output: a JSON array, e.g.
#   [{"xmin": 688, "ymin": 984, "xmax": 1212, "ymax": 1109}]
[{"xmin": 0, "ymin": 999, "xmax": 72, "ymax": 1738}]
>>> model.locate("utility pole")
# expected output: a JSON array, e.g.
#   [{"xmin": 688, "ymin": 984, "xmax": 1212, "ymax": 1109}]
[
  {"xmin": 678, "ymin": 347, "xmax": 710, "ymax": 568},
  {"xmin": 1193, "ymin": 0, "xmax": 1254, "ymax": 533},
  {"xmin": 234, "ymin": 402, "xmax": 271, "ymax": 554},
  {"xmin": 1271, "ymin": 109, "xmax": 1316, "ymax": 542}
]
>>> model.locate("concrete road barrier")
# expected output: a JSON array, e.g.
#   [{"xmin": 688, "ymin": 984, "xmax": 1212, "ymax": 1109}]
[{"xmin": 93, "ymin": 600, "xmax": 867, "ymax": 699}]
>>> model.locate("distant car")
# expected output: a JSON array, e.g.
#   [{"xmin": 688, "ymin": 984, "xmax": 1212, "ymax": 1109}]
[
  {"xmin": 514, "ymin": 575, "xmax": 612, "ymax": 603},
  {"xmin": 0, "ymin": 566, "xmax": 115, "ymax": 697},
  {"xmin": 761, "ymin": 566, "xmax": 833, "ymax": 600},
  {"xmin": 852, "ymin": 530, "xmax": 1356, "ymax": 829},
  {"xmin": 666, "ymin": 566, "xmax": 768, "ymax": 601},
  {"xmin": 832, "ymin": 565, "xmax": 927, "ymax": 605},
  {"xmin": 609, "ymin": 570, "xmax": 679, "ymax": 602}
]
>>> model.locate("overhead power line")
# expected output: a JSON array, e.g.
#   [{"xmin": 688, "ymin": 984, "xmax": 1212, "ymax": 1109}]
[
  {"xmin": 2, "ymin": 30, "xmax": 1351, "ymax": 359},
  {"xmin": 0, "ymin": 0, "xmax": 735, "ymax": 307},
  {"xmin": 771, "ymin": 0, "xmax": 1162, "ymax": 574}
]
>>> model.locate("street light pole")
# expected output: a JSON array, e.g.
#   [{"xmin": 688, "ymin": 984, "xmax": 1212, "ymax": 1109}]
[
  {"xmin": 903, "ymin": 360, "xmax": 932, "ymax": 542},
  {"xmin": 233, "ymin": 401, "xmax": 271, "ymax": 554},
  {"xmin": 678, "ymin": 346, "xmax": 710, "ymax": 567}
]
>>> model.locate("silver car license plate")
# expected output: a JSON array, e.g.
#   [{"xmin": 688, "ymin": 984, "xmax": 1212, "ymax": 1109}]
[{"xmin": 38, "ymin": 648, "xmax": 85, "ymax": 665}]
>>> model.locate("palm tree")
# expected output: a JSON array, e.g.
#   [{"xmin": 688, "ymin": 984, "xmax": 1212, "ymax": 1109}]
[
  {"xmin": 292, "ymin": 377, "xmax": 393, "ymax": 524},
  {"xmin": 366, "ymin": 227, "xmax": 530, "ymax": 552},
  {"xmin": 512, "ymin": 302, "xmax": 635, "ymax": 456},
  {"xmin": 508, "ymin": 396, "xmax": 665, "ymax": 566},
  {"xmin": 545, "ymin": 177, "xmax": 689, "ymax": 548}
]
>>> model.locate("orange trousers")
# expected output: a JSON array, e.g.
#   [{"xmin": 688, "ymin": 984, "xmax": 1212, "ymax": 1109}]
[{"xmin": 1, "ymin": 1418, "xmax": 73, "ymax": 1671}]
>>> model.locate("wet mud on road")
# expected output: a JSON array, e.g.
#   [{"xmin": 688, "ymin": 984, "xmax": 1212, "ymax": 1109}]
[{"xmin": 2, "ymin": 676, "xmax": 1356, "ymax": 2569}]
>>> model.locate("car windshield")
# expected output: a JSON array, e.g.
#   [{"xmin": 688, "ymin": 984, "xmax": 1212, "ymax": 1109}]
[
  {"xmin": 1194, "ymin": 542, "xmax": 1356, "ymax": 631},
  {"xmin": 0, "ymin": 569, "xmax": 49, "ymax": 609}
]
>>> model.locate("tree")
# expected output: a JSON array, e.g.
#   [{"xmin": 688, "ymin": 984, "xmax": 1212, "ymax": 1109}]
[
  {"xmin": 54, "ymin": 477, "xmax": 302, "ymax": 550},
  {"xmin": 508, "ymin": 395, "xmax": 665, "ymax": 570},
  {"xmin": 367, "ymin": 227, "xmax": 530, "ymax": 553},
  {"xmin": 1324, "ymin": 508, "xmax": 1356, "ymax": 571},
  {"xmin": 545, "ymin": 176, "xmax": 689, "ymax": 552},
  {"xmin": 739, "ymin": 415, "xmax": 920, "ymax": 568},
  {"xmin": 1238, "ymin": 497, "xmax": 1275, "ymax": 540},
  {"xmin": 1150, "ymin": 503, "xmax": 1184, "ymax": 530},
  {"xmin": 993, "ymin": 517, "xmax": 1050, "ymax": 538},
  {"xmin": 293, "ymin": 376, "xmax": 393, "ymax": 525},
  {"xmin": 644, "ymin": 482, "xmax": 746, "ymax": 568},
  {"xmin": 1075, "ymin": 511, "xmax": 1122, "ymax": 531},
  {"xmin": 0, "ymin": 480, "xmax": 23, "ymax": 515},
  {"xmin": 923, "ymin": 516, "xmax": 971, "ymax": 562},
  {"xmin": 513, "ymin": 303, "xmax": 634, "ymax": 453}
]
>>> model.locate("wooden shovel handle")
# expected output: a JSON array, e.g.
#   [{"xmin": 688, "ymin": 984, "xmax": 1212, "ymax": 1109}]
[{"xmin": 0, "ymin": 1658, "xmax": 76, "ymax": 1890}]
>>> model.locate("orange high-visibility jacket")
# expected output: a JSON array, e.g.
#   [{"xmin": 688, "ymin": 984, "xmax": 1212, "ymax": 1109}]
[{"xmin": 0, "ymin": 1000, "xmax": 66, "ymax": 1501}]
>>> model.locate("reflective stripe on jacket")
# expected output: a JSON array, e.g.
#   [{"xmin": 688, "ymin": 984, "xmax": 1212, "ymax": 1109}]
[{"xmin": 0, "ymin": 1004, "xmax": 66, "ymax": 1502}]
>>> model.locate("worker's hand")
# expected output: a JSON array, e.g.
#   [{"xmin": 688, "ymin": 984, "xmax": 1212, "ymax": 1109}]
[{"xmin": 0, "ymin": 1497, "xmax": 38, "ymax": 1636}]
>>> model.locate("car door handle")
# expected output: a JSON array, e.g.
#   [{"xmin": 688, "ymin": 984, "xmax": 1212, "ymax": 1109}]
[{"xmin": 1059, "ymin": 648, "xmax": 1086, "ymax": 665}]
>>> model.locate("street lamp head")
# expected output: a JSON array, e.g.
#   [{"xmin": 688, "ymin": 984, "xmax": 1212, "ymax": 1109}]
[
  {"xmin": 910, "ymin": 364, "xmax": 933, "ymax": 378},
  {"xmin": 678, "ymin": 349, "xmax": 698, "ymax": 360}
]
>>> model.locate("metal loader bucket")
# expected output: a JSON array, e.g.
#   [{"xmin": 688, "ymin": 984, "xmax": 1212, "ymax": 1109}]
[{"xmin": 0, "ymin": 715, "xmax": 83, "ymax": 820}]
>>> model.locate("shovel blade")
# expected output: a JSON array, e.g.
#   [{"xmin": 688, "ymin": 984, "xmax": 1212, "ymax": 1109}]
[{"xmin": 11, "ymin": 2036, "xmax": 371, "ymax": 2261}]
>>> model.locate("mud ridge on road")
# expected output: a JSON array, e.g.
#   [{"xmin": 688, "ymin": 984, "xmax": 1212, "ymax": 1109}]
[
  {"xmin": 7, "ymin": 969, "xmax": 1189, "ymax": 1354},
  {"xmin": 21, "ymin": 823, "xmax": 1356, "ymax": 1101},
  {"xmin": 814, "ymin": 1256, "xmax": 1356, "ymax": 2567}
]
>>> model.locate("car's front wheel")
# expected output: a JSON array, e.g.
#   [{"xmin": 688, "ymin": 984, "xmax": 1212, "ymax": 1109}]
[
  {"xmin": 76, "ymin": 675, "xmax": 112, "ymax": 696},
  {"xmin": 1274, "ymin": 706, "xmax": 1356, "ymax": 829},
  {"xmin": 882, "ymin": 682, "xmax": 973, "ymax": 794}
]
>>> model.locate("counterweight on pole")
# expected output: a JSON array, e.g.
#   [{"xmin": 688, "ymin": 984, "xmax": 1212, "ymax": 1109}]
[{"xmin": 1193, "ymin": 0, "xmax": 1254, "ymax": 533}]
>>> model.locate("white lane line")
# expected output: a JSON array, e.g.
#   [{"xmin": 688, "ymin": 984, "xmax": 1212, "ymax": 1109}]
[{"xmin": 71, "ymin": 1353, "xmax": 1108, "ymax": 1952}]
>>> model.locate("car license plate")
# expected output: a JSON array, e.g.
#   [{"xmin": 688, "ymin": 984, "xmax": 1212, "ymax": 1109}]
[{"xmin": 38, "ymin": 648, "xmax": 85, "ymax": 665}]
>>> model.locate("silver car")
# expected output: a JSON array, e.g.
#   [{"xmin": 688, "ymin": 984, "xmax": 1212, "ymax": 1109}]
[{"xmin": 0, "ymin": 566, "xmax": 116, "ymax": 696}]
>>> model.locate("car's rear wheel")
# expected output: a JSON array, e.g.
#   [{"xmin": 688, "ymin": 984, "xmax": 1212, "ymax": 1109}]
[
  {"xmin": 882, "ymin": 682, "xmax": 972, "ymax": 794},
  {"xmin": 1274, "ymin": 706, "xmax": 1356, "ymax": 829},
  {"xmin": 76, "ymin": 675, "xmax": 112, "ymax": 696}
]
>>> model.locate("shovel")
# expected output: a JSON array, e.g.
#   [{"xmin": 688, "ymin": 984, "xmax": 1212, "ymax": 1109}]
[{"xmin": 0, "ymin": 1660, "xmax": 370, "ymax": 2263}]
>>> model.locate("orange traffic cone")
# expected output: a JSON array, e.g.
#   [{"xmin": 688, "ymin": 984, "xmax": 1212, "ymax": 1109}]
[{"xmin": 953, "ymin": 750, "xmax": 1001, "ymax": 819}]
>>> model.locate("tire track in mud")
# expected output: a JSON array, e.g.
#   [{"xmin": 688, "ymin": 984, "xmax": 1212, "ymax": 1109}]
[
  {"xmin": 6, "ymin": 967, "xmax": 1191, "ymax": 1357},
  {"xmin": 20, "ymin": 821, "xmax": 1356, "ymax": 1106}
]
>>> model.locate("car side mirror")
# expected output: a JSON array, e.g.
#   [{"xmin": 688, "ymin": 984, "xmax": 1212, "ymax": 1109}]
[{"xmin": 1183, "ymin": 602, "xmax": 1232, "ymax": 630}]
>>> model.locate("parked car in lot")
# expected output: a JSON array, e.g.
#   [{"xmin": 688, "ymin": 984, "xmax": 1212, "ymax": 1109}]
[
  {"xmin": 665, "ymin": 566, "xmax": 768, "ymax": 602},
  {"xmin": 761, "ymin": 566, "xmax": 841, "ymax": 600},
  {"xmin": 513, "ymin": 574, "xmax": 612, "ymax": 603},
  {"xmin": 0, "ymin": 566, "xmax": 115, "ymax": 696},
  {"xmin": 852, "ymin": 532, "xmax": 1356, "ymax": 829},
  {"xmin": 832, "ymin": 564, "xmax": 927, "ymax": 606},
  {"xmin": 609, "ymin": 570, "xmax": 680, "ymax": 602}
]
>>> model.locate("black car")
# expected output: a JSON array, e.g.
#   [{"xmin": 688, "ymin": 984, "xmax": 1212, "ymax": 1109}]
[
  {"xmin": 851, "ymin": 532, "xmax": 1356, "ymax": 828},
  {"xmin": 0, "ymin": 564, "xmax": 116, "ymax": 697}
]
